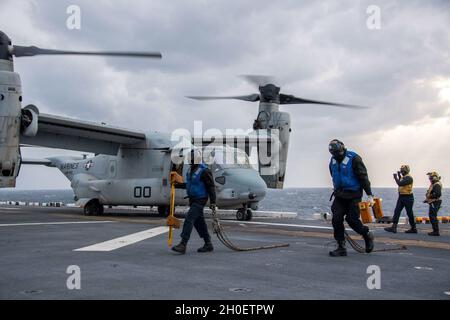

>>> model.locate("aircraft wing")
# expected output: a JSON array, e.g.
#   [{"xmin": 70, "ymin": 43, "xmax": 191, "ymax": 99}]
[{"xmin": 20, "ymin": 113, "xmax": 146, "ymax": 155}]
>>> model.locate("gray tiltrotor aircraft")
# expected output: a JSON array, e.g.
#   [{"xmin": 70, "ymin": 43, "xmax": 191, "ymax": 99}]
[{"xmin": 0, "ymin": 31, "xmax": 366, "ymax": 220}]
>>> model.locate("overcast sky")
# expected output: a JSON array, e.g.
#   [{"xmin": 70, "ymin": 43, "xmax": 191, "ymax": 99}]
[{"xmin": 1, "ymin": 0, "xmax": 449, "ymax": 189}]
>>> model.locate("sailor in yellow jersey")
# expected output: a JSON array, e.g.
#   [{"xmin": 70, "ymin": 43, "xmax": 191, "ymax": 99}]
[
  {"xmin": 385, "ymin": 165, "xmax": 417, "ymax": 233},
  {"xmin": 424, "ymin": 172, "xmax": 443, "ymax": 236}
]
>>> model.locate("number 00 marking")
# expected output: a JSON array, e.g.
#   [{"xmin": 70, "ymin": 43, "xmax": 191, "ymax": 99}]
[{"xmin": 134, "ymin": 186, "xmax": 151, "ymax": 198}]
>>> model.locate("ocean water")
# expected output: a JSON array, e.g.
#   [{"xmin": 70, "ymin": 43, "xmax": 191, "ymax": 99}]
[
  {"xmin": 0, "ymin": 188, "xmax": 447, "ymax": 219},
  {"xmin": 258, "ymin": 188, "xmax": 448, "ymax": 217}
]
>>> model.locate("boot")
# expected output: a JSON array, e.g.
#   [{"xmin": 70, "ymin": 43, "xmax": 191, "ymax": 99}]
[
  {"xmin": 363, "ymin": 231, "xmax": 374, "ymax": 253},
  {"xmin": 171, "ymin": 242, "xmax": 187, "ymax": 254},
  {"xmin": 428, "ymin": 223, "xmax": 440, "ymax": 236},
  {"xmin": 384, "ymin": 223, "xmax": 397, "ymax": 233},
  {"xmin": 329, "ymin": 240, "xmax": 347, "ymax": 257},
  {"xmin": 405, "ymin": 227, "xmax": 417, "ymax": 234},
  {"xmin": 197, "ymin": 241, "xmax": 214, "ymax": 253}
]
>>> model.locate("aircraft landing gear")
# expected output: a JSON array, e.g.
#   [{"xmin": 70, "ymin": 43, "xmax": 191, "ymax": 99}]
[
  {"xmin": 245, "ymin": 209, "xmax": 253, "ymax": 221},
  {"xmin": 84, "ymin": 199, "xmax": 104, "ymax": 216},
  {"xmin": 157, "ymin": 205, "xmax": 170, "ymax": 217},
  {"xmin": 236, "ymin": 208, "xmax": 253, "ymax": 221}
]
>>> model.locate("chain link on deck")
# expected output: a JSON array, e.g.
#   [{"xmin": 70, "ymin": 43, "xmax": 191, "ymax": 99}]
[
  {"xmin": 210, "ymin": 208, "xmax": 289, "ymax": 251},
  {"xmin": 344, "ymin": 231, "xmax": 407, "ymax": 253}
]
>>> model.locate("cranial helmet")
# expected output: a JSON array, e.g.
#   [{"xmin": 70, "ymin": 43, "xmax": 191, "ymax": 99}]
[
  {"xmin": 427, "ymin": 171, "xmax": 440, "ymax": 182},
  {"xmin": 400, "ymin": 164, "xmax": 410, "ymax": 175},
  {"xmin": 328, "ymin": 139, "xmax": 346, "ymax": 158}
]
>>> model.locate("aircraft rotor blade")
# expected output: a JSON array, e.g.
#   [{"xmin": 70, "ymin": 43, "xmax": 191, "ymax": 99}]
[
  {"xmin": 239, "ymin": 75, "xmax": 277, "ymax": 87},
  {"xmin": 279, "ymin": 94, "xmax": 369, "ymax": 109},
  {"xmin": 187, "ymin": 94, "xmax": 260, "ymax": 102},
  {"xmin": 12, "ymin": 45, "xmax": 162, "ymax": 59}
]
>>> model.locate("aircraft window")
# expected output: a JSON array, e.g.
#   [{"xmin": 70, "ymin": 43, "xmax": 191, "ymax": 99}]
[
  {"xmin": 205, "ymin": 147, "xmax": 251, "ymax": 169},
  {"xmin": 215, "ymin": 176, "xmax": 226, "ymax": 185}
]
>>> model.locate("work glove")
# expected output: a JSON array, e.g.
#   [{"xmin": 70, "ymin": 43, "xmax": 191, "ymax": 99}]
[
  {"xmin": 367, "ymin": 195, "xmax": 375, "ymax": 207},
  {"xmin": 169, "ymin": 171, "xmax": 183, "ymax": 184},
  {"xmin": 209, "ymin": 204, "xmax": 217, "ymax": 211}
]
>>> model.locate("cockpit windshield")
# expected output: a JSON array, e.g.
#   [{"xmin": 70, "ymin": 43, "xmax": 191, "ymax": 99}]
[{"xmin": 204, "ymin": 146, "xmax": 252, "ymax": 170}]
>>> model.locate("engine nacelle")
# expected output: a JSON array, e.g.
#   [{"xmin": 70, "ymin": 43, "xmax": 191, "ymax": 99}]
[
  {"xmin": 21, "ymin": 104, "xmax": 39, "ymax": 137},
  {"xmin": 0, "ymin": 58, "xmax": 22, "ymax": 188},
  {"xmin": 254, "ymin": 102, "xmax": 291, "ymax": 189}
]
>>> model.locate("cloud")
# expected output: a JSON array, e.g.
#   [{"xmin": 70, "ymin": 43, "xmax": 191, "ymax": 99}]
[
  {"xmin": 0, "ymin": 0, "xmax": 449, "ymax": 189},
  {"xmin": 357, "ymin": 116, "xmax": 450, "ymax": 187}
]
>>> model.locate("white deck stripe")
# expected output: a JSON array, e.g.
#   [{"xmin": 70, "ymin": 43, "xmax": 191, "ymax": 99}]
[
  {"xmin": 74, "ymin": 226, "xmax": 169, "ymax": 252},
  {"xmin": 0, "ymin": 221, "xmax": 115, "ymax": 227}
]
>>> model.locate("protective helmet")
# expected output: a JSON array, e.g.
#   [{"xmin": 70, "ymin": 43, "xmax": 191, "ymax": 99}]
[
  {"xmin": 328, "ymin": 139, "xmax": 345, "ymax": 157},
  {"xmin": 400, "ymin": 164, "xmax": 410, "ymax": 175},
  {"xmin": 427, "ymin": 171, "xmax": 440, "ymax": 182}
]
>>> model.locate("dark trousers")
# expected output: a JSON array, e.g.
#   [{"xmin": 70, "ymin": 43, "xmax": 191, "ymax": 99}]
[
  {"xmin": 180, "ymin": 202, "xmax": 211, "ymax": 244},
  {"xmin": 428, "ymin": 200, "xmax": 442, "ymax": 225},
  {"xmin": 331, "ymin": 197, "xmax": 369, "ymax": 241},
  {"xmin": 392, "ymin": 194, "xmax": 415, "ymax": 227}
]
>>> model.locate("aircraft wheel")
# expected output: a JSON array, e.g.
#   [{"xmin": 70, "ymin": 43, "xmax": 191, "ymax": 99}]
[
  {"xmin": 236, "ymin": 209, "xmax": 246, "ymax": 221},
  {"xmin": 84, "ymin": 200, "xmax": 104, "ymax": 216},
  {"xmin": 158, "ymin": 206, "xmax": 169, "ymax": 217},
  {"xmin": 245, "ymin": 209, "xmax": 253, "ymax": 221}
]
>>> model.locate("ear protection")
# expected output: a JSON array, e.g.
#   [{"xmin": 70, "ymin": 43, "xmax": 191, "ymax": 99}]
[
  {"xmin": 400, "ymin": 165, "xmax": 410, "ymax": 174},
  {"xmin": 328, "ymin": 139, "xmax": 345, "ymax": 155}
]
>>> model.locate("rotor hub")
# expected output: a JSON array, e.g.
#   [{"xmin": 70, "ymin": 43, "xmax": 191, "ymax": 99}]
[
  {"xmin": 0, "ymin": 31, "xmax": 12, "ymax": 62},
  {"xmin": 259, "ymin": 84, "xmax": 280, "ymax": 103}
]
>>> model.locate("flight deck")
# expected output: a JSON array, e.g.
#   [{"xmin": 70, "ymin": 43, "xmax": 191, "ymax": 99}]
[{"xmin": 0, "ymin": 205, "xmax": 449, "ymax": 300}]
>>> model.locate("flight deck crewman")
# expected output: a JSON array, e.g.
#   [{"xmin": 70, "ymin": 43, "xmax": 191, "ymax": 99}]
[
  {"xmin": 424, "ymin": 171, "xmax": 443, "ymax": 237},
  {"xmin": 172, "ymin": 149, "xmax": 216, "ymax": 254},
  {"xmin": 328, "ymin": 139, "xmax": 374, "ymax": 257},
  {"xmin": 384, "ymin": 165, "xmax": 417, "ymax": 234}
]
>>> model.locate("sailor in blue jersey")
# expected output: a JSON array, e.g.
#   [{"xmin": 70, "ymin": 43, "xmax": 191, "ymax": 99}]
[
  {"xmin": 172, "ymin": 149, "xmax": 217, "ymax": 254},
  {"xmin": 328, "ymin": 139, "xmax": 375, "ymax": 257}
]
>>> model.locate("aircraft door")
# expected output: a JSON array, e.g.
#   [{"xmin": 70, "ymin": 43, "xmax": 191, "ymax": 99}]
[
  {"xmin": 165, "ymin": 152, "xmax": 186, "ymax": 202},
  {"xmin": 161, "ymin": 153, "xmax": 172, "ymax": 201},
  {"xmin": 172, "ymin": 158, "xmax": 187, "ymax": 203}
]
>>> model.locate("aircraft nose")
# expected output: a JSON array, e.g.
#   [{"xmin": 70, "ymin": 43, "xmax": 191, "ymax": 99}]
[
  {"xmin": 224, "ymin": 169, "xmax": 267, "ymax": 200},
  {"xmin": 248, "ymin": 175, "xmax": 267, "ymax": 199}
]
